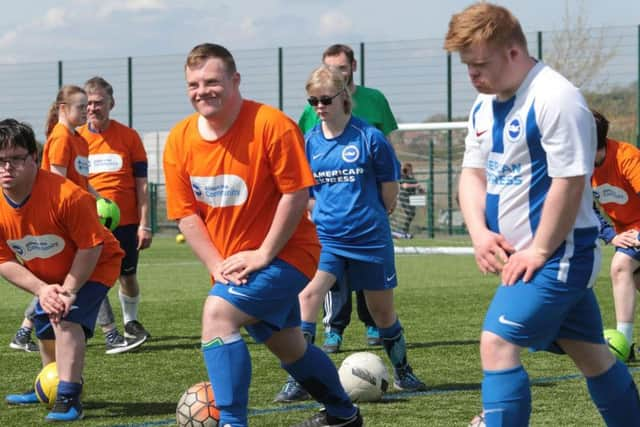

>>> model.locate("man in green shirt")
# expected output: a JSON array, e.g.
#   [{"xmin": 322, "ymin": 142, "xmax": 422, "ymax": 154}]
[
  {"xmin": 298, "ymin": 45, "xmax": 397, "ymax": 137},
  {"xmin": 275, "ymin": 43, "xmax": 399, "ymax": 403}
]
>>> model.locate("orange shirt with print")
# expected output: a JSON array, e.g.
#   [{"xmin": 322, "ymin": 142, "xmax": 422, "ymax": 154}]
[
  {"xmin": 42, "ymin": 123, "xmax": 90, "ymax": 190},
  {"xmin": 78, "ymin": 120, "xmax": 147, "ymax": 226},
  {"xmin": 592, "ymin": 138, "xmax": 640, "ymax": 233},
  {"xmin": 164, "ymin": 100, "xmax": 320, "ymax": 280},
  {"xmin": 0, "ymin": 170, "xmax": 124, "ymax": 286}
]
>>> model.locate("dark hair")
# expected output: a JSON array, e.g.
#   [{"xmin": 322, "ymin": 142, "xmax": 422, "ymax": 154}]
[
  {"xmin": 0, "ymin": 119, "xmax": 38, "ymax": 154},
  {"xmin": 185, "ymin": 43, "xmax": 237, "ymax": 75},
  {"xmin": 402, "ymin": 162, "xmax": 413, "ymax": 175},
  {"xmin": 591, "ymin": 109, "xmax": 609, "ymax": 150},
  {"xmin": 322, "ymin": 44, "xmax": 355, "ymax": 64}
]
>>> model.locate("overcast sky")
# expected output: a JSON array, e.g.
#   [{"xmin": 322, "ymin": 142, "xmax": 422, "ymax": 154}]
[{"xmin": 1, "ymin": 0, "xmax": 639, "ymax": 64}]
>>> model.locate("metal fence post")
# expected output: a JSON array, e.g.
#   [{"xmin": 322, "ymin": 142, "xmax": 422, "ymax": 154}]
[
  {"xmin": 360, "ymin": 42, "xmax": 365, "ymax": 86},
  {"xmin": 447, "ymin": 132, "xmax": 454, "ymax": 235},
  {"xmin": 58, "ymin": 61, "xmax": 63, "ymax": 89},
  {"xmin": 278, "ymin": 47, "xmax": 283, "ymax": 111},
  {"xmin": 537, "ymin": 31, "xmax": 543, "ymax": 61},
  {"xmin": 446, "ymin": 52, "xmax": 453, "ymax": 235},
  {"xmin": 127, "ymin": 57, "xmax": 133, "ymax": 128},
  {"xmin": 428, "ymin": 139, "xmax": 435, "ymax": 238}
]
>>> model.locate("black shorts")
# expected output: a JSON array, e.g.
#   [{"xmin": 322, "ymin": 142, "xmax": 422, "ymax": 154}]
[{"xmin": 112, "ymin": 224, "xmax": 139, "ymax": 276}]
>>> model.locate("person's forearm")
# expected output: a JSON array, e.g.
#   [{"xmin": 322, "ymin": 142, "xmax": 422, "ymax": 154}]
[
  {"xmin": 136, "ymin": 177, "xmax": 150, "ymax": 229},
  {"xmin": 259, "ymin": 190, "xmax": 308, "ymax": 261},
  {"xmin": 0, "ymin": 261, "xmax": 49, "ymax": 295},
  {"xmin": 63, "ymin": 246, "xmax": 103, "ymax": 293},
  {"xmin": 381, "ymin": 181, "xmax": 399, "ymax": 213},
  {"xmin": 593, "ymin": 203, "xmax": 616, "ymax": 243},
  {"xmin": 178, "ymin": 214, "xmax": 223, "ymax": 274},
  {"xmin": 458, "ymin": 167, "xmax": 489, "ymax": 242},
  {"xmin": 530, "ymin": 176, "xmax": 585, "ymax": 258}
]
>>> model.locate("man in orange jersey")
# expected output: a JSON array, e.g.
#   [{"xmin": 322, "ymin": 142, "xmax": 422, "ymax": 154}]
[
  {"xmin": 163, "ymin": 43, "xmax": 362, "ymax": 427},
  {"xmin": 78, "ymin": 77, "xmax": 151, "ymax": 353},
  {"xmin": 592, "ymin": 110, "xmax": 640, "ymax": 361},
  {"xmin": 1, "ymin": 119, "xmax": 124, "ymax": 422},
  {"xmin": 10, "ymin": 85, "xmax": 94, "ymax": 353}
]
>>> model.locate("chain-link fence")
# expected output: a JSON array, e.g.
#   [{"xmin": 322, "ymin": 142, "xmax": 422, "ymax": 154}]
[
  {"xmin": 148, "ymin": 124, "xmax": 469, "ymax": 237},
  {"xmin": 1, "ymin": 27, "xmax": 637, "ymax": 142},
  {"xmin": 2, "ymin": 27, "xmax": 638, "ymax": 237}
]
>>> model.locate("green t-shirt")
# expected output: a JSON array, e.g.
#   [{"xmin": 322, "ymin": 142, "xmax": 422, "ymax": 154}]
[{"xmin": 298, "ymin": 85, "xmax": 398, "ymax": 136}]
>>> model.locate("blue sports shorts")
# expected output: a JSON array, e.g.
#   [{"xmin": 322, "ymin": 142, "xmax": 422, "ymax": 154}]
[
  {"xmin": 319, "ymin": 249, "xmax": 397, "ymax": 291},
  {"xmin": 483, "ymin": 250, "xmax": 604, "ymax": 353},
  {"xmin": 34, "ymin": 281, "xmax": 109, "ymax": 340},
  {"xmin": 615, "ymin": 245, "xmax": 640, "ymax": 262},
  {"xmin": 209, "ymin": 258, "xmax": 308, "ymax": 343}
]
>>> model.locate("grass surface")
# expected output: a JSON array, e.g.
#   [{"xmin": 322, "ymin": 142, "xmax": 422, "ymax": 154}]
[{"xmin": 0, "ymin": 236, "xmax": 635, "ymax": 426}]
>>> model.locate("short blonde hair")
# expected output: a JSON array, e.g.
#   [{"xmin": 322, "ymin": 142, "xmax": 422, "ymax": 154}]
[
  {"xmin": 444, "ymin": 2, "xmax": 527, "ymax": 52},
  {"xmin": 305, "ymin": 66, "xmax": 352, "ymax": 114}
]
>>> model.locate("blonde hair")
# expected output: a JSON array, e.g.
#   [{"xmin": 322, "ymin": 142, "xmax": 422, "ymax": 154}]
[
  {"xmin": 45, "ymin": 85, "xmax": 86, "ymax": 137},
  {"xmin": 444, "ymin": 2, "xmax": 527, "ymax": 52},
  {"xmin": 305, "ymin": 66, "xmax": 352, "ymax": 114}
]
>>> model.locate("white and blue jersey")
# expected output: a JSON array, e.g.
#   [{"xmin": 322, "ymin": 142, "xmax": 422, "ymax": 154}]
[
  {"xmin": 305, "ymin": 116, "xmax": 400, "ymax": 263},
  {"xmin": 464, "ymin": 61, "xmax": 604, "ymax": 351},
  {"xmin": 463, "ymin": 61, "xmax": 600, "ymax": 261}
]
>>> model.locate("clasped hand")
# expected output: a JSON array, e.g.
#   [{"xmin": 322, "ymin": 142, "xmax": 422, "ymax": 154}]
[
  {"xmin": 611, "ymin": 230, "xmax": 640, "ymax": 249},
  {"xmin": 213, "ymin": 250, "xmax": 270, "ymax": 285},
  {"xmin": 38, "ymin": 285, "xmax": 77, "ymax": 324},
  {"xmin": 472, "ymin": 230, "xmax": 545, "ymax": 285}
]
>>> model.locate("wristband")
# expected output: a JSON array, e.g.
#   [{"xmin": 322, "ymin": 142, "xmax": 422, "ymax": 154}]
[{"xmin": 139, "ymin": 226, "xmax": 152, "ymax": 232}]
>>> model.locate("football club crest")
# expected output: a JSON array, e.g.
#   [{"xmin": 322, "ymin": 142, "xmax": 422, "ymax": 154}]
[
  {"xmin": 506, "ymin": 116, "xmax": 523, "ymax": 142},
  {"xmin": 342, "ymin": 145, "xmax": 359, "ymax": 163}
]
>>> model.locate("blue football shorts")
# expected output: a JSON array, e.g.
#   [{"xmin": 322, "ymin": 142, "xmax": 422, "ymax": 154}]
[
  {"xmin": 34, "ymin": 281, "xmax": 109, "ymax": 340},
  {"xmin": 209, "ymin": 258, "xmax": 309, "ymax": 343},
  {"xmin": 483, "ymin": 250, "xmax": 605, "ymax": 353},
  {"xmin": 319, "ymin": 248, "xmax": 397, "ymax": 291},
  {"xmin": 615, "ymin": 245, "xmax": 640, "ymax": 262}
]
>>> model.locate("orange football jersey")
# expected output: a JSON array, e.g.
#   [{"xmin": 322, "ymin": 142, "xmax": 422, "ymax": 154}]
[
  {"xmin": 41, "ymin": 123, "xmax": 90, "ymax": 189},
  {"xmin": 164, "ymin": 101, "xmax": 320, "ymax": 279},
  {"xmin": 592, "ymin": 138, "xmax": 640, "ymax": 233},
  {"xmin": 78, "ymin": 120, "xmax": 147, "ymax": 226},
  {"xmin": 0, "ymin": 170, "xmax": 123, "ymax": 286}
]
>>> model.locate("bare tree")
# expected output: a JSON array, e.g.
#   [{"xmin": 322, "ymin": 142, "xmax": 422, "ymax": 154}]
[{"xmin": 544, "ymin": 0, "xmax": 617, "ymax": 89}]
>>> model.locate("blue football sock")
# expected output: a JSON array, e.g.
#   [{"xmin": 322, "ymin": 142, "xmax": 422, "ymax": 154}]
[
  {"xmin": 482, "ymin": 365, "xmax": 531, "ymax": 427},
  {"xmin": 301, "ymin": 321, "xmax": 316, "ymax": 344},
  {"xmin": 379, "ymin": 319, "xmax": 408, "ymax": 370},
  {"xmin": 202, "ymin": 334, "xmax": 250, "ymax": 427},
  {"xmin": 587, "ymin": 359, "xmax": 640, "ymax": 426},
  {"xmin": 57, "ymin": 381, "xmax": 82, "ymax": 399},
  {"xmin": 282, "ymin": 344, "xmax": 355, "ymax": 419}
]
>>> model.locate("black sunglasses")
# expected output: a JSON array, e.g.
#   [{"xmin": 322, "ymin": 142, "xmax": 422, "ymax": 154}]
[{"xmin": 307, "ymin": 89, "xmax": 344, "ymax": 107}]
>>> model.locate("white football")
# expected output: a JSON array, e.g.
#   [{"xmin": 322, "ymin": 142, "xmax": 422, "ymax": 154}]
[{"xmin": 338, "ymin": 352, "xmax": 390, "ymax": 402}]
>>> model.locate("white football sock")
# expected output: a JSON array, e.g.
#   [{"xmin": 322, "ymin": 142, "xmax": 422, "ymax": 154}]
[
  {"xmin": 617, "ymin": 322, "xmax": 634, "ymax": 345},
  {"xmin": 119, "ymin": 291, "xmax": 140, "ymax": 324}
]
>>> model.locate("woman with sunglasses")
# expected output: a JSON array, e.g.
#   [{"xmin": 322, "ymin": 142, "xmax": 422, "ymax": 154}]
[{"xmin": 277, "ymin": 65, "xmax": 427, "ymax": 407}]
